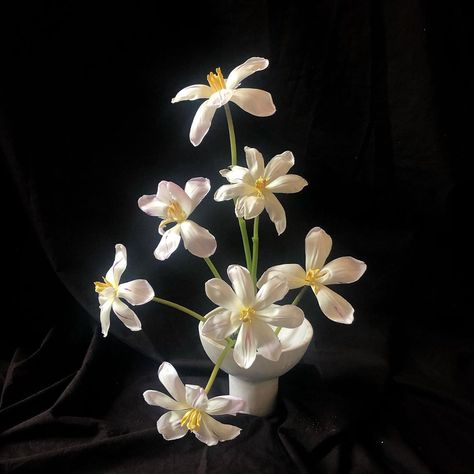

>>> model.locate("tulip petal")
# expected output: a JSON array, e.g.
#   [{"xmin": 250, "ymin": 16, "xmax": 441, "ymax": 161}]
[
  {"xmin": 171, "ymin": 84, "xmax": 212, "ymax": 103},
  {"xmin": 231, "ymin": 88, "xmax": 276, "ymax": 117},
  {"xmin": 206, "ymin": 396, "xmax": 245, "ymax": 416},
  {"xmin": 185, "ymin": 385, "xmax": 209, "ymax": 411},
  {"xmin": 112, "ymin": 299, "xmax": 142, "ymax": 331},
  {"xmin": 266, "ymin": 174, "xmax": 308, "ymax": 194},
  {"xmin": 305, "ymin": 227, "xmax": 332, "ymax": 271},
  {"xmin": 105, "ymin": 244, "xmax": 127, "ymax": 286},
  {"xmin": 264, "ymin": 151, "xmax": 295, "ymax": 181},
  {"xmin": 202, "ymin": 307, "xmax": 239, "ymax": 340},
  {"xmin": 180, "ymin": 220, "xmax": 217, "ymax": 258},
  {"xmin": 205, "ymin": 278, "xmax": 241, "ymax": 312},
  {"xmin": 235, "ymin": 195, "xmax": 265, "ymax": 220},
  {"xmin": 158, "ymin": 362, "xmax": 187, "ymax": 403},
  {"xmin": 316, "ymin": 286, "xmax": 354, "ymax": 324},
  {"xmin": 234, "ymin": 323, "xmax": 257, "ymax": 369},
  {"xmin": 157, "ymin": 411, "xmax": 188, "ymax": 441},
  {"xmin": 214, "ymin": 183, "xmax": 254, "ymax": 201},
  {"xmin": 226, "ymin": 57, "xmax": 269, "ymax": 90},
  {"xmin": 244, "ymin": 146, "xmax": 265, "ymax": 178},
  {"xmin": 257, "ymin": 304, "xmax": 305, "ymax": 328},
  {"xmin": 143, "ymin": 390, "xmax": 187, "ymax": 411},
  {"xmin": 190, "ymin": 100, "xmax": 218, "ymax": 147},
  {"xmin": 118, "ymin": 279, "xmax": 154, "ymax": 305},
  {"xmin": 220, "ymin": 166, "xmax": 253, "ymax": 185},
  {"xmin": 227, "ymin": 265, "xmax": 254, "ymax": 308},
  {"xmin": 263, "ymin": 192, "xmax": 286, "ymax": 235},
  {"xmin": 99, "ymin": 297, "xmax": 113, "ymax": 337},
  {"xmin": 194, "ymin": 414, "xmax": 241, "ymax": 446},
  {"xmin": 207, "ymin": 89, "xmax": 233, "ymax": 108},
  {"xmin": 154, "ymin": 226, "xmax": 182, "ymax": 260},
  {"xmin": 253, "ymin": 320, "xmax": 282, "ymax": 361},
  {"xmin": 257, "ymin": 264, "xmax": 307, "ymax": 290},
  {"xmin": 137, "ymin": 194, "xmax": 168, "ymax": 218},
  {"xmin": 254, "ymin": 277, "xmax": 288, "ymax": 310},
  {"xmin": 165, "ymin": 182, "xmax": 193, "ymax": 216},
  {"xmin": 322, "ymin": 257, "xmax": 367, "ymax": 285},
  {"xmin": 184, "ymin": 177, "xmax": 210, "ymax": 212}
]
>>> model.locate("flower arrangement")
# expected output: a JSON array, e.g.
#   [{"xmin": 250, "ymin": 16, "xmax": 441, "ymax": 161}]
[{"xmin": 94, "ymin": 57, "xmax": 367, "ymax": 446}]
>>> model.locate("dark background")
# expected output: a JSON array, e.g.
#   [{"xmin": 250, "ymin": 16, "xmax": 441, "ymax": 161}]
[{"xmin": 1, "ymin": 1, "xmax": 473, "ymax": 473}]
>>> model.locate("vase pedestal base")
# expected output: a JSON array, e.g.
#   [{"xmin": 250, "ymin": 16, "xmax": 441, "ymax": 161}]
[{"xmin": 229, "ymin": 375, "xmax": 278, "ymax": 416}]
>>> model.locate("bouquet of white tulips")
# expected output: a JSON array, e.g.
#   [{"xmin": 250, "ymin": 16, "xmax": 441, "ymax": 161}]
[{"xmin": 94, "ymin": 57, "xmax": 367, "ymax": 446}]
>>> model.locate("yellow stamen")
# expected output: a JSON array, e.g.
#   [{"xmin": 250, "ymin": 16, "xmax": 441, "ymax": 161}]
[
  {"xmin": 240, "ymin": 307, "xmax": 256, "ymax": 323},
  {"xmin": 94, "ymin": 277, "xmax": 114, "ymax": 294},
  {"xmin": 159, "ymin": 201, "xmax": 187, "ymax": 232},
  {"xmin": 180, "ymin": 408, "xmax": 202, "ymax": 431},
  {"xmin": 305, "ymin": 268, "xmax": 322, "ymax": 293},
  {"xmin": 255, "ymin": 176, "xmax": 268, "ymax": 196},
  {"xmin": 207, "ymin": 67, "xmax": 226, "ymax": 92}
]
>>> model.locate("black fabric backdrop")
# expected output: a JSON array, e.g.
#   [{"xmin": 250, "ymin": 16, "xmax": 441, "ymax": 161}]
[{"xmin": 1, "ymin": 1, "xmax": 473, "ymax": 473}]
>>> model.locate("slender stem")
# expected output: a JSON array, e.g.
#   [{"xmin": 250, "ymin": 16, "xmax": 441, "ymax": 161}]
[
  {"xmin": 204, "ymin": 257, "xmax": 222, "ymax": 279},
  {"xmin": 274, "ymin": 286, "xmax": 309, "ymax": 336},
  {"xmin": 152, "ymin": 297, "xmax": 205, "ymax": 322},
  {"xmin": 251, "ymin": 216, "xmax": 260, "ymax": 285},
  {"xmin": 238, "ymin": 217, "xmax": 253, "ymax": 270},
  {"xmin": 204, "ymin": 339, "xmax": 234, "ymax": 394},
  {"xmin": 224, "ymin": 104, "xmax": 237, "ymax": 166}
]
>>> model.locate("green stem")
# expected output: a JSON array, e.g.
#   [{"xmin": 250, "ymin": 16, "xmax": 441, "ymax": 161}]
[
  {"xmin": 204, "ymin": 257, "xmax": 222, "ymax": 279},
  {"xmin": 224, "ymin": 104, "xmax": 237, "ymax": 166},
  {"xmin": 152, "ymin": 297, "xmax": 205, "ymax": 322},
  {"xmin": 204, "ymin": 339, "xmax": 234, "ymax": 394},
  {"xmin": 238, "ymin": 217, "xmax": 253, "ymax": 270},
  {"xmin": 274, "ymin": 286, "xmax": 308, "ymax": 336},
  {"xmin": 251, "ymin": 216, "xmax": 260, "ymax": 284}
]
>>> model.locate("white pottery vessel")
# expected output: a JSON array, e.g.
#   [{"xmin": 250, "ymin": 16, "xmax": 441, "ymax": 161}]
[{"xmin": 199, "ymin": 319, "xmax": 314, "ymax": 416}]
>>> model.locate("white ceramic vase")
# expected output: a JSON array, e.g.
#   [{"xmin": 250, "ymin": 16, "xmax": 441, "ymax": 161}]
[{"xmin": 199, "ymin": 319, "xmax": 314, "ymax": 417}]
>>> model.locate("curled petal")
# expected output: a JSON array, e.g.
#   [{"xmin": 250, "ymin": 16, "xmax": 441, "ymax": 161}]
[
  {"xmin": 154, "ymin": 225, "xmax": 182, "ymax": 261},
  {"xmin": 220, "ymin": 166, "xmax": 253, "ymax": 185},
  {"xmin": 190, "ymin": 100, "xmax": 218, "ymax": 147},
  {"xmin": 118, "ymin": 279, "xmax": 154, "ymax": 305},
  {"xmin": 99, "ymin": 297, "xmax": 113, "ymax": 337},
  {"xmin": 171, "ymin": 84, "xmax": 212, "ymax": 103},
  {"xmin": 214, "ymin": 183, "xmax": 254, "ymax": 201},
  {"xmin": 227, "ymin": 265, "xmax": 255, "ymax": 307},
  {"xmin": 257, "ymin": 304, "xmax": 305, "ymax": 328},
  {"xmin": 158, "ymin": 362, "xmax": 187, "ymax": 403},
  {"xmin": 226, "ymin": 57, "xmax": 269, "ymax": 90},
  {"xmin": 137, "ymin": 194, "xmax": 168, "ymax": 218},
  {"xmin": 202, "ymin": 307, "xmax": 239, "ymax": 340},
  {"xmin": 322, "ymin": 257, "xmax": 367, "ymax": 285},
  {"xmin": 105, "ymin": 244, "xmax": 127, "ymax": 286},
  {"xmin": 207, "ymin": 396, "xmax": 245, "ymax": 416},
  {"xmin": 233, "ymin": 323, "xmax": 257, "ymax": 369},
  {"xmin": 143, "ymin": 390, "xmax": 187, "ymax": 411},
  {"xmin": 180, "ymin": 220, "xmax": 217, "ymax": 258},
  {"xmin": 315, "ymin": 286, "xmax": 354, "ymax": 324},
  {"xmin": 194, "ymin": 414, "xmax": 241, "ymax": 446},
  {"xmin": 257, "ymin": 264, "xmax": 306, "ymax": 290},
  {"xmin": 157, "ymin": 411, "xmax": 188, "ymax": 441},
  {"xmin": 185, "ymin": 385, "xmax": 208, "ymax": 411},
  {"xmin": 112, "ymin": 299, "xmax": 142, "ymax": 331},
  {"xmin": 264, "ymin": 151, "xmax": 295, "ymax": 181},
  {"xmin": 266, "ymin": 174, "xmax": 308, "ymax": 194},
  {"xmin": 205, "ymin": 278, "xmax": 241, "ymax": 312},
  {"xmin": 235, "ymin": 195, "xmax": 265, "ymax": 220},
  {"xmin": 184, "ymin": 177, "xmax": 210, "ymax": 212},
  {"xmin": 264, "ymin": 192, "xmax": 286, "ymax": 235},
  {"xmin": 244, "ymin": 146, "xmax": 265, "ymax": 179},
  {"xmin": 231, "ymin": 88, "xmax": 276, "ymax": 117},
  {"xmin": 254, "ymin": 277, "xmax": 288, "ymax": 310},
  {"xmin": 253, "ymin": 320, "xmax": 282, "ymax": 362},
  {"xmin": 305, "ymin": 227, "xmax": 332, "ymax": 271}
]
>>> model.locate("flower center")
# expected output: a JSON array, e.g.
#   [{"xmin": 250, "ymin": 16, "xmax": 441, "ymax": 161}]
[
  {"xmin": 207, "ymin": 67, "xmax": 226, "ymax": 92},
  {"xmin": 94, "ymin": 277, "xmax": 114, "ymax": 294},
  {"xmin": 180, "ymin": 408, "xmax": 202, "ymax": 431},
  {"xmin": 159, "ymin": 201, "xmax": 187, "ymax": 232},
  {"xmin": 305, "ymin": 268, "xmax": 324, "ymax": 293},
  {"xmin": 255, "ymin": 176, "xmax": 268, "ymax": 196},
  {"xmin": 240, "ymin": 306, "xmax": 256, "ymax": 323}
]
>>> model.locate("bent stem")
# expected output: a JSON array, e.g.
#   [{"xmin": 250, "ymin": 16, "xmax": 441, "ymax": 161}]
[
  {"xmin": 274, "ymin": 286, "xmax": 308, "ymax": 336},
  {"xmin": 152, "ymin": 297, "xmax": 205, "ymax": 322},
  {"xmin": 251, "ymin": 216, "xmax": 260, "ymax": 285},
  {"xmin": 204, "ymin": 338, "xmax": 234, "ymax": 394},
  {"xmin": 204, "ymin": 257, "xmax": 222, "ymax": 279}
]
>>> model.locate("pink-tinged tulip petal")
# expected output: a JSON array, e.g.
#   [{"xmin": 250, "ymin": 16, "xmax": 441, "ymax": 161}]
[
  {"xmin": 253, "ymin": 320, "xmax": 282, "ymax": 361},
  {"xmin": 254, "ymin": 277, "xmax": 288, "ymax": 310},
  {"xmin": 257, "ymin": 304, "xmax": 305, "ymax": 328},
  {"xmin": 234, "ymin": 323, "xmax": 257, "ymax": 369},
  {"xmin": 171, "ymin": 84, "xmax": 212, "ymax": 103},
  {"xmin": 190, "ymin": 100, "xmax": 218, "ymax": 147},
  {"xmin": 264, "ymin": 192, "xmax": 286, "ymax": 235},
  {"xmin": 137, "ymin": 194, "xmax": 168, "ymax": 217},
  {"xmin": 143, "ymin": 390, "xmax": 187, "ymax": 411},
  {"xmin": 157, "ymin": 411, "xmax": 188, "ymax": 441},
  {"xmin": 266, "ymin": 174, "xmax": 308, "ymax": 194},
  {"xmin": 322, "ymin": 257, "xmax": 367, "ymax": 285},
  {"xmin": 205, "ymin": 278, "xmax": 241, "ymax": 312},
  {"xmin": 315, "ymin": 286, "xmax": 354, "ymax": 324},
  {"xmin": 305, "ymin": 227, "xmax": 332, "ymax": 271},
  {"xmin": 235, "ymin": 195, "xmax": 265, "ymax": 220},
  {"xmin": 112, "ymin": 299, "xmax": 142, "ymax": 331},
  {"xmin": 257, "ymin": 264, "xmax": 307, "ymax": 290},
  {"xmin": 118, "ymin": 279, "xmax": 154, "ymax": 305},
  {"xmin": 105, "ymin": 244, "xmax": 127, "ymax": 286},
  {"xmin": 185, "ymin": 385, "xmax": 209, "ymax": 411},
  {"xmin": 202, "ymin": 307, "xmax": 239, "ymax": 340},
  {"xmin": 231, "ymin": 88, "xmax": 276, "ymax": 117},
  {"xmin": 158, "ymin": 362, "xmax": 187, "ymax": 403},
  {"xmin": 227, "ymin": 265, "xmax": 255, "ymax": 308},
  {"xmin": 194, "ymin": 414, "xmax": 241, "ymax": 446},
  {"xmin": 226, "ymin": 57, "xmax": 269, "ymax": 89},
  {"xmin": 164, "ymin": 182, "xmax": 193, "ymax": 216},
  {"xmin": 180, "ymin": 220, "xmax": 216, "ymax": 258},
  {"xmin": 206, "ymin": 396, "xmax": 245, "ymax": 416},
  {"xmin": 154, "ymin": 226, "xmax": 182, "ymax": 260},
  {"xmin": 184, "ymin": 177, "xmax": 210, "ymax": 211},
  {"xmin": 264, "ymin": 151, "xmax": 295, "ymax": 181},
  {"xmin": 244, "ymin": 146, "xmax": 265, "ymax": 178}
]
